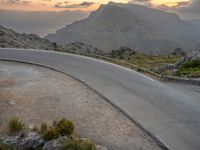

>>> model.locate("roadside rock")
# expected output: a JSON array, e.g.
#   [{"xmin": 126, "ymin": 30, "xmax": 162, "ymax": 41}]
[
  {"xmin": 1, "ymin": 132, "xmax": 108, "ymax": 150},
  {"xmin": 96, "ymin": 145, "xmax": 108, "ymax": 150},
  {"xmin": 42, "ymin": 136, "xmax": 68, "ymax": 150},
  {"xmin": 175, "ymin": 51, "xmax": 200, "ymax": 69},
  {"xmin": 3, "ymin": 132, "xmax": 44, "ymax": 149}
]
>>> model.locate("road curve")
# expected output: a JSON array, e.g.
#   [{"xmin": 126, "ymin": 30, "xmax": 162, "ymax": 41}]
[{"xmin": 0, "ymin": 48, "xmax": 200, "ymax": 150}]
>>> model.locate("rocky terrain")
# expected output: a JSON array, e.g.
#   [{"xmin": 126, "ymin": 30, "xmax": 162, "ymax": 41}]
[
  {"xmin": 64, "ymin": 42, "xmax": 104, "ymax": 55},
  {"xmin": 175, "ymin": 51, "xmax": 200, "ymax": 69},
  {"xmin": 0, "ymin": 25, "xmax": 63, "ymax": 51},
  {"xmin": 45, "ymin": 2, "xmax": 200, "ymax": 54}
]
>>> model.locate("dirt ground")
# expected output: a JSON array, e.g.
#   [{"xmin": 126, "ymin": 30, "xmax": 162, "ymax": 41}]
[{"xmin": 0, "ymin": 61, "xmax": 162, "ymax": 150}]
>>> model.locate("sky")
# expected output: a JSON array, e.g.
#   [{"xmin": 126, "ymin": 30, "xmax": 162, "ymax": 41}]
[
  {"xmin": 0, "ymin": 0, "xmax": 198, "ymax": 13},
  {"xmin": 0, "ymin": 0, "xmax": 199, "ymax": 36}
]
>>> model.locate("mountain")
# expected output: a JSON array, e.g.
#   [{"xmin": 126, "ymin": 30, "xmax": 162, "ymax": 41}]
[
  {"xmin": 189, "ymin": 19, "xmax": 200, "ymax": 30},
  {"xmin": 45, "ymin": 2, "xmax": 200, "ymax": 55},
  {"xmin": 0, "ymin": 25, "xmax": 63, "ymax": 51}
]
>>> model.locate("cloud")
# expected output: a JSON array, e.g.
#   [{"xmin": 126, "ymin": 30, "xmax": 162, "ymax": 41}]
[
  {"xmin": 129, "ymin": 0, "xmax": 151, "ymax": 5},
  {"xmin": 178, "ymin": 0, "xmax": 200, "ymax": 13},
  {"xmin": 129, "ymin": 0, "xmax": 192, "ymax": 8},
  {"xmin": 54, "ymin": 1, "xmax": 95, "ymax": 9},
  {"xmin": 156, "ymin": 0, "xmax": 191, "ymax": 11},
  {"xmin": 0, "ymin": 0, "xmax": 30, "ymax": 4}
]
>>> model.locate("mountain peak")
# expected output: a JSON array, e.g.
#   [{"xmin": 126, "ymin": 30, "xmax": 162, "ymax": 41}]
[{"xmin": 45, "ymin": 2, "xmax": 200, "ymax": 54}]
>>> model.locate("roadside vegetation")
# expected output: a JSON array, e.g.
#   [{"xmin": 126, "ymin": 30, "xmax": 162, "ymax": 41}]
[
  {"xmin": 8, "ymin": 117, "xmax": 26, "ymax": 135},
  {"xmin": 108, "ymin": 47, "xmax": 181, "ymax": 71},
  {"xmin": 1, "ymin": 117, "xmax": 96, "ymax": 150},
  {"xmin": 176, "ymin": 59, "xmax": 200, "ymax": 78}
]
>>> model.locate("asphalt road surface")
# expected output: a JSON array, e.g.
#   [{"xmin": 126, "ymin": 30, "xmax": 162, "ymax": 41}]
[{"xmin": 0, "ymin": 48, "xmax": 200, "ymax": 150}]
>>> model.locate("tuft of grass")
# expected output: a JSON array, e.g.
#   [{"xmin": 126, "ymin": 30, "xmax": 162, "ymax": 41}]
[
  {"xmin": 42, "ymin": 127, "xmax": 59, "ymax": 141},
  {"xmin": 40, "ymin": 122, "xmax": 48, "ymax": 134},
  {"xmin": 56, "ymin": 118, "xmax": 74, "ymax": 136},
  {"xmin": 60, "ymin": 136, "xmax": 96, "ymax": 150},
  {"xmin": 41, "ymin": 118, "xmax": 74, "ymax": 141},
  {"xmin": 8, "ymin": 118, "xmax": 25, "ymax": 135}
]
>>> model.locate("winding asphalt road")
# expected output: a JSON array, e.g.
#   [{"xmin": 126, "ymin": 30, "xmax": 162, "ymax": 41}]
[{"xmin": 0, "ymin": 48, "xmax": 200, "ymax": 150}]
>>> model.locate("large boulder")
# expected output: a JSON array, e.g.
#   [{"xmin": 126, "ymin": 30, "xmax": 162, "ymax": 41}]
[
  {"xmin": 3, "ymin": 132, "xmax": 44, "ymax": 149},
  {"xmin": 42, "ymin": 136, "xmax": 68, "ymax": 150}
]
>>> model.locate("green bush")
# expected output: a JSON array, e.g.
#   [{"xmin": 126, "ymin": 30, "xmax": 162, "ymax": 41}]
[
  {"xmin": 60, "ymin": 137, "xmax": 80, "ymax": 150},
  {"xmin": 182, "ymin": 59, "xmax": 200, "ymax": 68},
  {"xmin": 56, "ymin": 119, "xmax": 74, "ymax": 136},
  {"xmin": 60, "ymin": 137, "xmax": 96, "ymax": 150},
  {"xmin": 8, "ymin": 118, "xmax": 25, "ymax": 135},
  {"xmin": 79, "ymin": 139, "xmax": 96, "ymax": 150},
  {"xmin": 42, "ymin": 127, "xmax": 59, "ymax": 141},
  {"xmin": 176, "ymin": 59, "xmax": 200, "ymax": 77}
]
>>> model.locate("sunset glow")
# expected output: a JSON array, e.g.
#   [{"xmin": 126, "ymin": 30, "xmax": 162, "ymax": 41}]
[{"xmin": 0, "ymin": 0, "xmax": 192, "ymax": 11}]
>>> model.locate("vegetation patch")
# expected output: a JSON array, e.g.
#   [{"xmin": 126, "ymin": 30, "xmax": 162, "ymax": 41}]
[
  {"xmin": 176, "ymin": 59, "xmax": 200, "ymax": 77},
  {"xmin": 8, "ymin": 117, "xmax": 25, "ymax": 135},
  {"xmin": 56, "ymin": 118, "xmax": 74, "ymax": 136},
  {"xmin": 2, "ymin": 118, "xmax": 99, "ymax": 150},
  {"xmin": 61, "ymin": 136, "xmax": 96, "ymax": 150}
]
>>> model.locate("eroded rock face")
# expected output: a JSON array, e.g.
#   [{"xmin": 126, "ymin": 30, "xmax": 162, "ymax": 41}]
[
  {"xmin": 42, "ymin": 136, "xmax": 68, "ymax": 150},
  {"xmin": 1, "ymin": 132, "xmax": 108, "ymax": 150},
  {"xmin": 3, "ymin": 132, "xmax": 44, "ymax": 149}
]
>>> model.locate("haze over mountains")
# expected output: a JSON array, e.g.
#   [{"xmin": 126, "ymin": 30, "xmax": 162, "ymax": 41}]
[
  {"xmin": 46, "ymin": 2, "xmax": 200, "ymax": 54},
  {"xmin": 0, "ymin": 10, "xmax": 89, "ymax": 37}
]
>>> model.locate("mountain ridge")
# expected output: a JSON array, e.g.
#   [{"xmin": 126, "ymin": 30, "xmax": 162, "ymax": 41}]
[
  {"xmin": 45, "ymin": 2, "xmax": 200, "ymax": 54},
  {"xmin": 0, "ymin": 24, "xmax": 63, "ymax": 51}
]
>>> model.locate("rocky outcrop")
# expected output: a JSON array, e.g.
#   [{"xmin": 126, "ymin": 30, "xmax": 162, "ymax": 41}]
[
  {"xmin": 175, "ymin": 51, "xmax": 200, "ymax": 69},
  {"xmin": 1, "ymin": 132, "xmax": 108, "ymax": 150},
  {"xmin": 0, "ymin": 25, "xmax": 63, "ymax": 51},
  {"xmin": 42, "ymin": 136, "xmax": 68, "ymax": 150},
  {"xmin": 63, "ymin": 42, "xmax": 104, "ymax": 55},
  {"xmin": 3, "ymin": 132, "xmax": 44, "ymax": 149}
]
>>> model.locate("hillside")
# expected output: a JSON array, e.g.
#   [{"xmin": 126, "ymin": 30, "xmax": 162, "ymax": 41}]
[
  {"xmin": 45, "ymin": 2, "xmax": 200, "ymax": 54},
  {"xmin": 0, "ymin": 25, "xmax": 63, "ymax": 51}
]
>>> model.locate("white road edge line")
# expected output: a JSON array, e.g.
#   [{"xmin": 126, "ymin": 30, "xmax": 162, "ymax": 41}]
[{"xmin": 156, "ymin": 136, "xmax": 171, "ymax": 150}]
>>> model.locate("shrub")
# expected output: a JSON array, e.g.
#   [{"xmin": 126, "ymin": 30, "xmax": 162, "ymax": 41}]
[
  {"xmin": 42, "ymin": 127, "xmax": 59, "ymax": 141},
  {"xmin": 60, "ymin": 137, "xmax": 96, "ymax": 150},
  {"xmin": 56, "ymin": 119, "xmax": 74, "ymax": 136},
  {"xmin": 40, "ymin": 122, "xmax": 48, "ymax": 134},
  {"xmin": 79, "ymin": 139, "xmax": 96, "ymax": 150},
  {"xmin": 60, "ymin": 137, "xmax": 80, "ymax": 150},
  {"xmin": 176, "ymin": 59, "xmax": 200, "ymax": 76},
  {"xmin": 8, "ymin": 118, "xmax": 25, "ymax": 135}
]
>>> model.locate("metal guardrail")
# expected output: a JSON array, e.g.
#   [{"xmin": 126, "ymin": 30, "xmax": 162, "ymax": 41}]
[{"xmin": 65, "ymin": 50, "xmax": 162, "ymax": 79}]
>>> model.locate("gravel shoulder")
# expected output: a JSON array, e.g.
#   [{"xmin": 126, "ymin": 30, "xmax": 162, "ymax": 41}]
[{"xmin": 0, "ymin": 61, "xmax": 162, "ymax": 150}]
